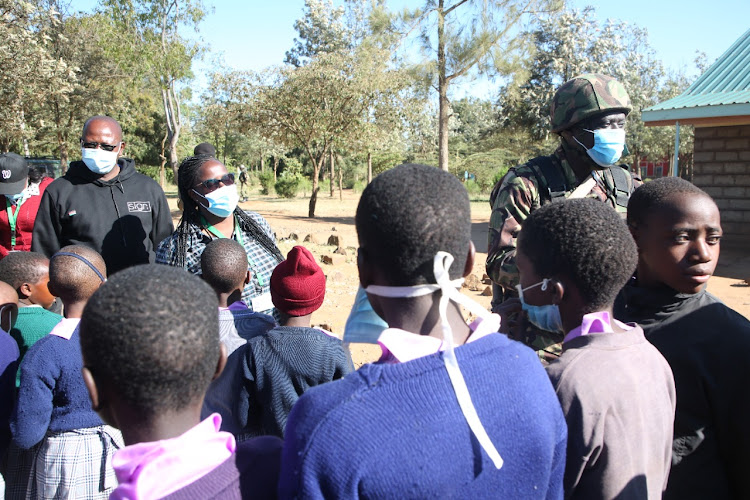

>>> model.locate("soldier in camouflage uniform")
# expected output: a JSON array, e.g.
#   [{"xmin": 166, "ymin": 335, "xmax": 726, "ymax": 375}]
[{"xmin": 487, "ymin": 73, "xmax": 641, "ymax": 364}]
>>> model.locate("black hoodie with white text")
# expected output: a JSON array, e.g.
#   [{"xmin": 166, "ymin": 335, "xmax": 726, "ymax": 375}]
[{"xmin": 31, "ymin": 158, "xmax": 174, "ymax": 275}]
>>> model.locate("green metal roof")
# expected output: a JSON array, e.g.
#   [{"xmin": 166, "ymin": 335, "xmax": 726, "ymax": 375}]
[{"xmin": 642, "ymin": 28, "xmax": 750, "ymax": 123}]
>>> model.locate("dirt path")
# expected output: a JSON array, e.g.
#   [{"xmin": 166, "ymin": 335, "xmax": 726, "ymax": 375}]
[{"xmin": 169, "ymin": 187, "xmax": 750, "ymax": 366}]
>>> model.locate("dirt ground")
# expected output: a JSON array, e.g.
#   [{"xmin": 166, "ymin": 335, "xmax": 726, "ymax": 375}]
[{"xmin": 168, "ymin": 187, "xmax": 750, "ymax": 367}]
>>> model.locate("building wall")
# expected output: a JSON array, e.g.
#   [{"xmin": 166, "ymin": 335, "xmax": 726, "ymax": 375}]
[{"xmin": 692, "ymin": 125, "xmax": 750, "ymax": 247}]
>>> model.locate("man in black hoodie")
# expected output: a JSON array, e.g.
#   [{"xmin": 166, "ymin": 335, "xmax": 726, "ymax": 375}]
[{"xmin": 32, "ymin": 116, "xmax": 173, "ymax": 275}]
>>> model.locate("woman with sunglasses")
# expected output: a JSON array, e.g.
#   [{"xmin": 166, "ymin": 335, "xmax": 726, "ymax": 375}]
[{"xmin": 156, "ymin": 155, "xmax": 284, "ymax": 318}]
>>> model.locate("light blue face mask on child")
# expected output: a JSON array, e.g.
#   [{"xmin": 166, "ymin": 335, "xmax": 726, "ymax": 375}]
[
  {"xmin": 343, "ymin": 286, "xmax": 389, "ymax": 344},
  {"xmin": 516, "ymin": 279, "xmax": 564, "ymax": 334}
]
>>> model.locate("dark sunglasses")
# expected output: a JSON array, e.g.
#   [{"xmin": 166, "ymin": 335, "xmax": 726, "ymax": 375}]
[
  {"xmin": 81, "ymin": 140, "xmax": 121, "ymax": 152},
  {"xmin": 193, "ymin": 173, "xmax": 235, "ymax": 193}
]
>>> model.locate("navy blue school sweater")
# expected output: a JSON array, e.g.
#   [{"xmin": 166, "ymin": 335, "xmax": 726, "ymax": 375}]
[
  {"xmin": 11, "ymin": 328, "xmax": 102, "ymax": 449},
  {"xmin": 238, "ymin": 326, "xmax": 351, "ymax": 439},
  {"xmin": 279, "ymin": 333, "xmax": 567, "ymax": 499}
]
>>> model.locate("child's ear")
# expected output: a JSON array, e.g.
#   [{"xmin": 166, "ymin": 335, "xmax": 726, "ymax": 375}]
[
  {"xmin": 550, "ymin": 280, "xmax": 565, "ymax": 305},
  {"xmin": 462, "ymin": 242, "xmax": 476, "ymax": 278},
  {"xmin": 18, "ymin": 282, "xmax": 32, "ymax": 300},
  {"xmin": 244, "ymin": 270, "xmax": 251, "ymax": 286},
  {"xmin": 212, "ymin": 342, "xmax": 227, "ymax": 381},
  {"xmin": 82, "ymin": 366, "xmax": 101, "ymax": 411}
]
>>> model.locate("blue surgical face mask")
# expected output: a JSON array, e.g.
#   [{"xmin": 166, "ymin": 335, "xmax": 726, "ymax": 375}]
[
  {"xmin": 193, "ymin": 184, "xmax": 239, "ymax": 218},
  {"xmin": 81, "ymin": 146, "xmax": 120, "ymax": 174},
  {"xmin": 516, "ymin": 279, "xmax": 564, "ymax": 334},
  {"xmin": 342, "ymin": 286, "xmax": 389, "ymax": 344},
  {"xmin": 6, "ymin": 190, "xmax": 26, "ymax": 204},
  {"xmin": 574, "ymin": 128, "xmax": 626, "ymax": 168}
]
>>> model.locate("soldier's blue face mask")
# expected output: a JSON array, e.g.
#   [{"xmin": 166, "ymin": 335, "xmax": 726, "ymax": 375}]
[
  {"xmin": 516, "ymin": 279, "xmax": 564, "ymax": 334},
  {"xmin": 574, "ymin": 128, "xmax": 626, "ymax": 167}
]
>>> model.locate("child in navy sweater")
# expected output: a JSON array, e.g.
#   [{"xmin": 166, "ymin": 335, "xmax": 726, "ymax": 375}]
[
  {"xmin": 279, "ymin": 164, "xmax": 567, "ymax": 499},
  {"xmin": 237, "ymin": 245, "xmax": 351, "ymax": 438},
  {"xmin": 200, "ymin": 238, "xmax": 275, "ymax": 434},
  {"xmin": 0, "ymin": 281, "xmax": 19, "ymax": 485},
  {"xmin": 10, "ymin": 245, "xmax": 122, "ymax": 499},
  {"xmin": 79, "ymin": 264, "xmax": 281, "ymax": 499},
  {"xmin": 513, "ymin": 198, "xmax": 675, "ymax": 499}
]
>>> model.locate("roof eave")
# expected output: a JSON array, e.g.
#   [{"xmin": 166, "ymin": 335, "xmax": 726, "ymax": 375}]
[{"xmin": 642, "ymin": 103, "xmax": 750, "ymax": 125}]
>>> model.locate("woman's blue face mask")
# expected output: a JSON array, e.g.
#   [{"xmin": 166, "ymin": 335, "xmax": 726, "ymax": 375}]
[{"xmin": 516, "ymin": 279, "xmax": 564, "ymax": 334}]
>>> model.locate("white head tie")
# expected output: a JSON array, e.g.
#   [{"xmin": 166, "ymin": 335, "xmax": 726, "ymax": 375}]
[{"xmin": 366, "ymin": 251, "xmax": 503, "ymax": 469}]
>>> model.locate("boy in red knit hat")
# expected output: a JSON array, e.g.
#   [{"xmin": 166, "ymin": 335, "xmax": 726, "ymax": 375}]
[{"xmin": 236, "ymin": 245, "xmax": 352, "ymax": 439}]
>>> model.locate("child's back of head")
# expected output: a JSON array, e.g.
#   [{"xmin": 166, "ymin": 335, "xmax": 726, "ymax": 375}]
[
  {"xmin": 80, "ymin": 264, "xmax": 281, "ymax": 499},
  {"xmin": 201, "ymin": 238, "xmax": 248, "ymax": 300},
  {"xmin": 80, "ymin": 264, "xmax": 219, "ymax": 429},
  {"xmin": 49, "ymin": 245, "xmax": 106, "ymax": 312},
  {"xmin": 270, "ymin": 245, "xmax": 325, "ymax": 326},
  {"xmin": 0, "ymin": 251, "xmax": 55, "ymax": 309},
  {"xmin": 356, "ymin": 163, "xmax": 471, "ymax": 286},
  {"xmin": 518, "ymin": 197, "xmax": 637, "ymax": 316}
]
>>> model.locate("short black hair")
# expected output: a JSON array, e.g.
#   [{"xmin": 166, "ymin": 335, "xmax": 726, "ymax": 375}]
[
  {"xmin": 193, "ymin": 142, "xmax": 216, "ymax": 156},
  {"xmin": 356, "ymin": 164, "xmax": 470, "ymax": 285},
  {"xmin": 518, "ymin": 198, "xmax": 637, "ymax": 312},
  {"xmin": 201, "ymin": 238, "xmax": 248, "ymax": 294},
  {"xmin": 0, "ymin": 252, "xmax": 49, "ymax": 290},
  {"xmin": 627, "ymin": 177, "xmax": 712, "ymax": 228},
  {"xmin": 79, "ymin": 264, "xmax": 220, "ymax": 417},
  {"xmin": 49, "ymin": 245, "xmax": 106, "ymax": 303}
]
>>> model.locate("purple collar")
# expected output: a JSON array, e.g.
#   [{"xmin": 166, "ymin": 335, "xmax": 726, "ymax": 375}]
[{"xmin": 563, "ymin": 311, "xmax": 633, "ymax": 344}]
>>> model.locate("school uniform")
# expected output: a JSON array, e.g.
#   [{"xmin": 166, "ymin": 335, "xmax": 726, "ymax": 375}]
[
  {"xmin": 546, "ymin": 312, "xmax": 676, "ymax": 499},
  {"xmin": 111, "ymin": 414, "xmax": 281, "ymax": 500},
  {"xmin": 615, "ymin": 283, "xmax": 750, "ymax": 500},
  {"xmin": 10, "ymin": 319, "xmax": 122, "ymax": 499},
  {"xmin": 279, "ymin": 319, "xmax": 567, "ymax": 499}
]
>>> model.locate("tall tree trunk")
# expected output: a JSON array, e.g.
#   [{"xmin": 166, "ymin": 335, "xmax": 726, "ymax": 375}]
[
  {"xmin": 337, "ymin": 153, "xmax": 343, "ymax": 201},
  {"xmin": 329, "ymin": 149, "xmax": 335, "ymax": 197},
  {"xmin": 437, "ymin": 0, "xmax": 450, "ymax": 172},
  {"xmin": 57, "ymin": 132, "xmax": 69, "ymax": 176},
  {"xmin": 162, "ymin": 83, "xmax": 181, "ymax": 184},
  {"xmin": 19, "ymin": 110, "xmax": 30, "ymax": 157},
  {"xmin": 159, "ymin": 127, "xmax": 169, "ymax": 188},
  {"xmin": 309, "ymin": 156, "xmax": 324, "ymax": 218},
  {"xmin": 273, "ymin": 156, "xmax": 279, "ymax": 181},
  {"xmin": 260, "ymin": 154, "xmax": 265, "ymax": 172},
  {"xmin": 367, "ymin": 151, "xmax": 372, "ymax": 184}
]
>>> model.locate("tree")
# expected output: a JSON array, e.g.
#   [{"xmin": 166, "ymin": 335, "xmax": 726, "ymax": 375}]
[
  {"xmin": 401, "ymin": 0, "xmax": 557, "ymax": 172},
  {"xmin": 102, "ymin": 0, "xmax": 205, "ymax": 184},
  {"xmin": 285, "ymin": 0, "xmax": 352, "ymax": 67},
  {"xmin": 249, "ymin": 45, "xmax": 400, "ymax": 217},
  {"xmin": 0, "ymin": 0, "xmax": 74, "ymax": 153}
]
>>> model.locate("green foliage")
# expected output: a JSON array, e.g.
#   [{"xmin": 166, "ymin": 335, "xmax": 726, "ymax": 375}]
[
  {"xmin": 352, "ymin": 180, "xmax": 367, "ymax": 193},
  {"xmin": 274, "ymin": 171, "xmax": 303, "ymax": 198},
  {"xmin": 459, "ymin": 148, "xmax": 514, "ymax": 193},
  {"xmin": 463, "ymin": 179, "xmax": 481, "ymax": 197},
  {"xmin": 137, "ymin": 165, "xmax": 175, "ymax": 184},
  {"xmin": 258, "ymin": 170, "xmax": 275, "ymax": 195},
  {"xmin": 371, "ymin": 151, "xmax": 406, "ymax": 176}
]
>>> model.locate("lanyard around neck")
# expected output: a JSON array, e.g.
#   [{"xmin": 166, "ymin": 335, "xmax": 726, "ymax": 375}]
[
  {"xmin": 6, "ymin": 198, "xmax": 24, "ymax": 249},
  {"xmin": 200, "ymin": 215, "xmax": 266, "ymax": 287}
]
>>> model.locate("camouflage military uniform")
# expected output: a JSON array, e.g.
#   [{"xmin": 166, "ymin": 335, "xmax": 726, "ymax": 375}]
[{"xmin": 487, "ymin": 74, "xmax": 639, "ymax": 364}]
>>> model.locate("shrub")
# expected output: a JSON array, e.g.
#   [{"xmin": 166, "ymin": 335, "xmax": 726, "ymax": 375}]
[
  {"xmin": 137, "ymin": 165, "xmax": 174, "ymax": 185},
  {"xmin": 274, "ymin": 172, "xmax": 303, "ymax": 199},
  {"xmin": 258, "ymin": 171, "xmax": 275, "ymax": 195},
  {"xmin": 352, "ymin": 180, "xmax": 367, "ymax": 193}
]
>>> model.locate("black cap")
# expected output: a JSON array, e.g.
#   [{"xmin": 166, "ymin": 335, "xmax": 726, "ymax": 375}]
[
  {"xmin": 193, "ymin": 142, "xmax": 216, "ymax": 156},
  {"xmin": 0, "ymin": 153, "xmax": 29, "ymax": 196}
]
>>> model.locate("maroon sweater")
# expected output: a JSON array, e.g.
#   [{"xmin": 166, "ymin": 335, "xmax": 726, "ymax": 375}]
[{"xmin": 162, "ymin": 436, "xmax": 282, "ymax": 499}]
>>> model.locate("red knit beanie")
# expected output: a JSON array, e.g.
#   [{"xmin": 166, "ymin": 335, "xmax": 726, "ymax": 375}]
[{"xmin": 270, "ymin": 245, "xmax": 326, "ymax": 316}]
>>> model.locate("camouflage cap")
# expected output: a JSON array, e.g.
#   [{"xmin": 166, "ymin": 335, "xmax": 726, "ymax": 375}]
[{"xmin": 549, "ymin": 74, "xmax": 632, "ymax": 133}]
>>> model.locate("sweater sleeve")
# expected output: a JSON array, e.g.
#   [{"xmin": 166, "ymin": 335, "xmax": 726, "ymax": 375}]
[
  {"xmin": 30, "ymin": 190, "xmax": 62, "ymax": 258},
  {"xmin": 150, "ymin": 185, "xmax": 174, "ymax": 254},
  {"xmin": 11, "ymin": 339, "xmax": 57, "ymax": 449}
]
